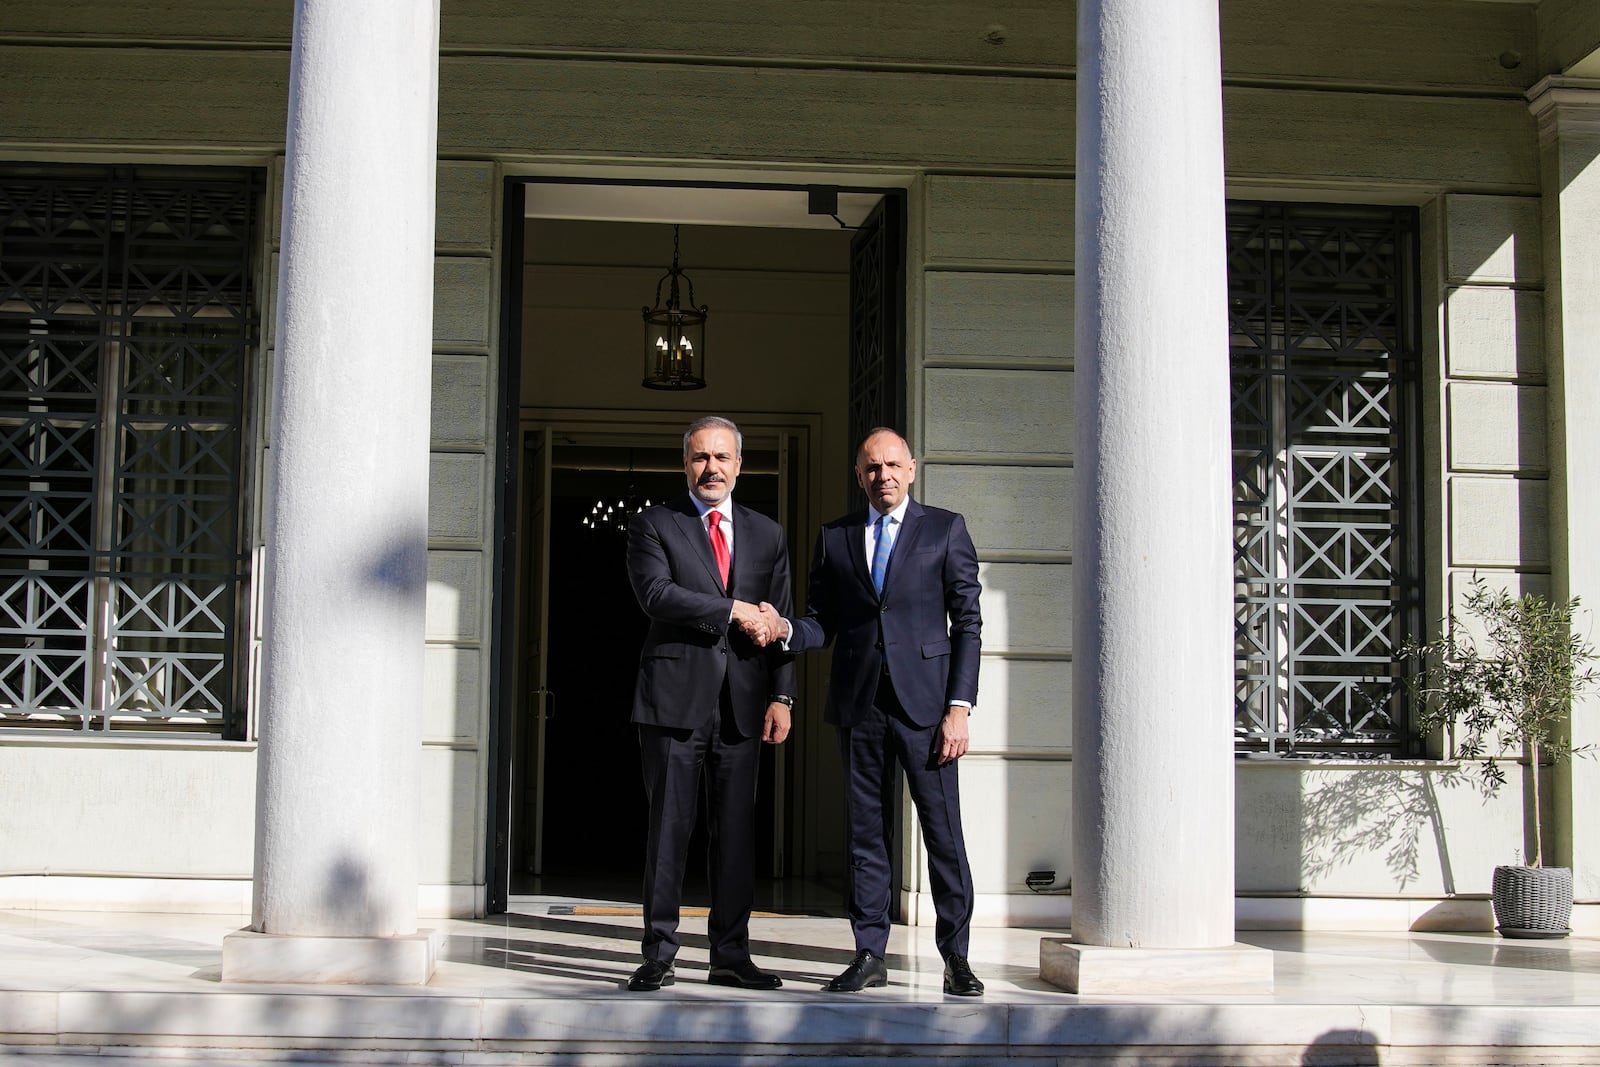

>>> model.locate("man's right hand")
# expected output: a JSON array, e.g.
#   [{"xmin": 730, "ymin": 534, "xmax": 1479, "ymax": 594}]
[{"xmin": 731, "ymin": 600, "xmax": 774, "ymax": 646}]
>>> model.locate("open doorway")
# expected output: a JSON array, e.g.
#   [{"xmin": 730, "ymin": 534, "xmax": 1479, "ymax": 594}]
[
  {"xmin": 487, "ymin": 179, "xmax": 905, "ymax": 915},
  {"xmin": 512, "ymin": 430, "xmax": 789, "ymax": 900}
]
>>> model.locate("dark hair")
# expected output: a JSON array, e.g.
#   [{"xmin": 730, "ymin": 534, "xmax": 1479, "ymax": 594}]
[{"xmin": 683, "ymin": 415, "xmax": 743, "ymax": 457}]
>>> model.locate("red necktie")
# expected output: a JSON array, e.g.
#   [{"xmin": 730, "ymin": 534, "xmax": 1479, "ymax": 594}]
[{"xmin": 708, "ymin": 510, "xmax": 730, "ymax": 587}]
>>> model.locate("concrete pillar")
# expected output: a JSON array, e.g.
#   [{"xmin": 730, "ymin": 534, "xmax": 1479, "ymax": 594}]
[
  {"xmin": 1042, "ymin": 0, "xmax": 1271, "ymax": 993},
  {"xmin": 221, "ymin": 0, "xmax": 441, "ymax": 985},
  {"xmin": 1528, "ymin": 78, "xmax": 1600, "ymax": 906}
]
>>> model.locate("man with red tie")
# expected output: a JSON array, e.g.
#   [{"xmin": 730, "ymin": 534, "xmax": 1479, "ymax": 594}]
[
  {"xmin": 623, "ymin": 415, "xmax": 795, "ymax": 991},
  {"xmin": 771, "ymin": 427, "xmax": 985, "ymax": 996}
]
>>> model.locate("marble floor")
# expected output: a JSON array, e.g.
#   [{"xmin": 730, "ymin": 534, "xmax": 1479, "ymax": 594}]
[{"xmin": 3, "ymin": 899, "xmax": 1600, "ymax": 1064}]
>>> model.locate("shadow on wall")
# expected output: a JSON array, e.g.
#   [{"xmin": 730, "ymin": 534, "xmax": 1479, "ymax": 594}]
[
  {"xmin": 366, "ymin": 537, "xmax": 427, "ymax": 599},
  {"xmin": 1298, "ymin": 767, "xmax": 1462, "ymax": 893}
]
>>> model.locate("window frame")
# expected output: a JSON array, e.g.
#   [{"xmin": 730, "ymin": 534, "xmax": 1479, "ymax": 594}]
[
  {"xmin": 0, "ymin": 163, "xmax": 265, "ymax": 739},
  {"xmin": 1228, "ymin": 200, "xmax": 1425, "ymax": 757}
]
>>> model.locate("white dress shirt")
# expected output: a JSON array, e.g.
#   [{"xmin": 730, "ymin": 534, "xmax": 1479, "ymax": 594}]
[
  {"xmin": 691, "ymin": 496, "xmax": 734, "ymax": 560},
  {"xmin": 863, "ymin": 496, "xmax": 910, "ymax": 569}
]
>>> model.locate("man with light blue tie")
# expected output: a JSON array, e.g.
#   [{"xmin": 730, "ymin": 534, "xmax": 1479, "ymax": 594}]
[{"xmin": 766, "ymin": 427, "xmax": 985, "ymax": 996}]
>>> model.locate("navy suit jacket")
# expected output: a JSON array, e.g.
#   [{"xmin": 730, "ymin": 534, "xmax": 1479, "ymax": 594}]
[
  {"xmin": 788, "ymin": 498, "xmax": 982, "ymax": 728},
  {"xmin": 626, "ymin": 493, "xmax": 795, "ymax": 737}
]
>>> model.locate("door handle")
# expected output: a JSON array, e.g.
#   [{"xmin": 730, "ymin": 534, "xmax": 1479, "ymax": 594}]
[{"xmin": 528, "ymin": 687, "xmax": 555, "ymax": 720}]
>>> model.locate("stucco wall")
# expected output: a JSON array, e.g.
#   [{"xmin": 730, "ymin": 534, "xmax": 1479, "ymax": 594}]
[
  {"xmin": 1237, "ymin": 762, "xmax": 1532, "ymax": 897},
  {"xmin": 913, "ymin": 174, "xmax": 1075, "ymax": 914},
  {"xmin": 0, "ymin": 741, "xmax": 257, "ymax": 877}
]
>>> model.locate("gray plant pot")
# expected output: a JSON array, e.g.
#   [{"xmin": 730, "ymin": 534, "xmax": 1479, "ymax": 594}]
[{"xmin": 1491, "ymin": 864, "xmax": 1572, "ymax": 938}]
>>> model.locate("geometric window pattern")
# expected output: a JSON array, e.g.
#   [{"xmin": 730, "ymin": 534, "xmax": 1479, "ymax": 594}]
[
  {"xmin": 0, "ymin": 164, "xmax": 262, "ymax": 736},
  {"xmin": 1228, "ymin": 202, "xmax": 1421, "ymax": 753}
]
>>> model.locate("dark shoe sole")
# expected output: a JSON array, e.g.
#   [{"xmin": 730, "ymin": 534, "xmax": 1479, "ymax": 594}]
[
  {"xmin": 627, "ymin": 972, "xmax": 675, "ymax": 992},
  {"xmin": 943, "ymin": 981, "xmax": 984, "ymax": 996},
  {"xmin": 708, "ymin": 971, "xmax": 783, "ymax": 990},
  {"xmin": 826, "ymin": 975, "xmax": 888, "ymax": 992}
]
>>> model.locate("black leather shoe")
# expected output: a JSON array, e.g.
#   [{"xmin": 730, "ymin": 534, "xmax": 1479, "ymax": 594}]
[
  {"xmin": 825, "ymin": 949, "xmax": 888, "ymax": 992},
  {"xmin": 708, "ymin": 960, "xmax": 783, "ymax": 990},
  {"xmin": 943, "ymin": 955, "xmax": 984, "ymax": 996},
  {"xmin": 626, "ymin": 958, "xmax": 675, "ymax": 991}
]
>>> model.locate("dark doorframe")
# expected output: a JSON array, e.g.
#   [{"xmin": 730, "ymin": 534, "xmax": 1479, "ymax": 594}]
[
  {"xmin": 848, "ymin": 195, "xmax": 908, "ymax": 507},
  {"xmin": 485, "ymin": 178, "xmax": 526, "ymax": 914},
  {"xmin": 846, "ymin": 192, "xmax": 909, "ymax": 915},
  {"xmin": 484, "ymin": 178, "xmax": 906, "ymax": 915}
]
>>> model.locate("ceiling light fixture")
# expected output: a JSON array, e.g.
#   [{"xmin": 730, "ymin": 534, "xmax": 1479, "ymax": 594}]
[
  {"xmin": 641, "ymin": 225, "xmax": 708, "ymax": 390},
  {"xmin": 581, "ymin": 452, "xmax": 652, "ymax": 535}
]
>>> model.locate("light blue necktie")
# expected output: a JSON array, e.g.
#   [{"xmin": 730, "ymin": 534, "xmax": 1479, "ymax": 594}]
[{"xmin": 870, "ymin": 514, "xmax": 894, "ymax": 594}]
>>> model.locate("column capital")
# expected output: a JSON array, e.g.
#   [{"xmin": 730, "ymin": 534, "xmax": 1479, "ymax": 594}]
[{"xmin": 1528, "ymin": 76, "xmax": 1600, "ymax": 142}]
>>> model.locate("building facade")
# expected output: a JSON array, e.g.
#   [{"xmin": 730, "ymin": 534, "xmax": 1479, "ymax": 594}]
[{"xmin": 3, "ymin": 1, "xmax": 1599, "ymax": 972}]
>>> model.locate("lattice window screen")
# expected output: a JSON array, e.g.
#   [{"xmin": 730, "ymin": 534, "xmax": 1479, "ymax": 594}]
[
  {"xmin": 0, "ymin": 165, "xmax": 261, "ymax": 735},
  {"xmin": 1228, "ymin": 202, "xmax": 1420, "ymax": 754}
]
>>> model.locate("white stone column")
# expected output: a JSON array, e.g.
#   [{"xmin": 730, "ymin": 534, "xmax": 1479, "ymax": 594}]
[
  {"xmin": 222, "ymin": 0, "xmax": 441, "ymax": 985},
  {"xmin": 1042, "ymin": 0, "xmax": 1271, "ymax": 993},
  {"xmin": 1528, "ymin": 78, "xmax": 1600, "ymax": 907}
]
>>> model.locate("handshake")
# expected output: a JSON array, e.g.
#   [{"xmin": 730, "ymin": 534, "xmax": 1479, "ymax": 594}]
[{"xmin": 732, "ymin": 600, "xmax": 788, "ymax": 647}]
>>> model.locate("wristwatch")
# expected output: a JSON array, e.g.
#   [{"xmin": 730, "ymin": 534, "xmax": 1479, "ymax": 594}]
[{"xmin": 769, "ymin": 695, "xmax": 794, "ymax": 707}]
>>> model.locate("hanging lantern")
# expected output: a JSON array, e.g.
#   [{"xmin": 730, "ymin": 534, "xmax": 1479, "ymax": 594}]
[{"xmin": 641, "ymin": 225, "xmax": 707, "ymax": 390}]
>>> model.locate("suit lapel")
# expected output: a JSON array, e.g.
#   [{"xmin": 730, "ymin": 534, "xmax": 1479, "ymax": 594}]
[
  {"xmin": 670, "ymin": 494, "xmax": 723, "ymax": 591},
  {"xmin": 878, "ymin": 499, "xmax": 924, "ymax": 595},
  {"xmin": 847, "ymin": 509, "xmax": 875, "ymax": 595},
  {"xmin": 729, "ymin": 502, "xmax": 757, "ymax": 596}
]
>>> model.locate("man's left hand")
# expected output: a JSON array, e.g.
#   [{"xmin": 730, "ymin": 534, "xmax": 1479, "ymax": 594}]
[
  {"xmin": 938, "ymin": 705, "xmax": 970, "ymax": 765},
  {"xmin": 762, "ymin": 701, "xmax": 792, "ymax": 744}
]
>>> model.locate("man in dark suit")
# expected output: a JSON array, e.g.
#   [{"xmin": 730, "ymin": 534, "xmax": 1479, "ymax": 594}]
[
  {"xmin": 766, "ymin": 427, "xmax": 985, "ymax": 996},
  {"xmin": 623, "ymin": 415, "xmax": 795, "ymax": 992}
]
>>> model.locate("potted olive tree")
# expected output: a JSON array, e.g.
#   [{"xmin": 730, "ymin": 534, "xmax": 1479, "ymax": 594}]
[{"xmin": 1403, "ymin": 578, "xmax": 1597, "ymax": 938}]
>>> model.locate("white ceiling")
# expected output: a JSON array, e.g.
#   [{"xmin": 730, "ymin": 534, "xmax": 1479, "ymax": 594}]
[{"xmin": 523, "ymin": 182, "xmax": 884, "ymax": 230}]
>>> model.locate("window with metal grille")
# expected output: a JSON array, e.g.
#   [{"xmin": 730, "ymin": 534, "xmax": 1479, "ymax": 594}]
[
  {"xmin": 1229, "ymin": 202, "xmax": 1422, "ymax": 755},
  {"xmin": 0, "ymin": 164, "xmax": 262, "ymax": 737}
]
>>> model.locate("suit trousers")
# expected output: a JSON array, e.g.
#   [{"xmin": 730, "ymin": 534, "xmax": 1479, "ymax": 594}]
[
  {"xmin": 836, "ymin": 678, "xmax": 975, "ymax": 960},
  {"xmin": 637, "ymin": 685, "xmax": 760, "ymax": 967}
]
